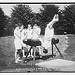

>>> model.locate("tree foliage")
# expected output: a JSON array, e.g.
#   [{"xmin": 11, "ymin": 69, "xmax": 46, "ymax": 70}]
[
  {"xmin": 10, "ymin": 4, "xmax": 33, "ymax": 29},
  {"xmin": 54, "ymin": 4, "xmax": 75, "ymax": 34},
  {"xmin": 4, "ymin": 4, "xmax": 75, "ymax": 36},
  {"xmin": 38, "ymin": 5, "xmax": 59, "ymax": 35},
  {"xmin": 62, "ymin": 4, "xmax": 75, "ymax": 34},
  {"xmin": 39, "ymin": 4, "xmax": 75, "ymax": 34},
  {"xmin": 4, "ymin": 4, "xmax": 35, "ymax": 36},
  {"xmin": 0, "ymin": 7, "xmax": 7, "ymax": 36}
]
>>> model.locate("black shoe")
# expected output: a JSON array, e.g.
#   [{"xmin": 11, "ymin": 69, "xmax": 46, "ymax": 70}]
[
  {"xmin": 43, "ymin": 48, "xmax": 48, "ymax": 54},
  {"xmin": 39, "ymin": 55, "xmax": 42, "ymax": 58}
]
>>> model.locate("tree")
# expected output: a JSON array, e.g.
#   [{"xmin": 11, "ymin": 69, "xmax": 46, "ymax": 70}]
[
  {"xmin": 61, "ymin": 4, "xmax": 75, "ymax": 34},
  {"xmin": 39, "ymin": 4, "xmax": 75, "ymax": 35},
  {"xmin": 10, "ymin": 4, "xmax": 33, "ymax": 29},
  {"xmin": 0, "ymin": 7, "xmax": 7, "ymax": 36},
  {"xmin": 4, "ymin": 16, "xmax": 14, "ymax": 36},
  {"xmin": 38, "ymin": 4, "xmax": 59, "ymax": 35}
]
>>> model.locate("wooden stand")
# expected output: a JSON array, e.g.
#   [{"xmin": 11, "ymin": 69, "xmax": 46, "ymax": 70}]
[{"xmin": 51, "ymin": 42, "xmax": 63, "ymax": 58}]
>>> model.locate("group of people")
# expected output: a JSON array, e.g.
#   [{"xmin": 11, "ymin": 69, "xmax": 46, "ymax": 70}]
[{"xmin": 14, "ymin": 14, "xmax": 59, "ymax": 63}]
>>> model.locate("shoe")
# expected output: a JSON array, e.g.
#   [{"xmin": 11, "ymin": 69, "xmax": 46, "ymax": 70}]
[
  {"xmin": 15, "ymin": 60, "xmax": 18, "ymax": 63},
  {"xmin": 18, "ymin": 58, "xmax": 22, "ymax": 61},
  {"xmin": 27, "ymin": 55, "xmax": 30, "ymax": 57},
  {"xmin": 43, "ymin": 48, "xmax": 48, "ymax": 54},
  {"xmin": 31, "ymin": 55, "xmax": 34, "ymax": 58},
  {"xmin": 17, "ymin": 57, "xmax": 22, "ymax": 61},
  {"xmin": 18, "ymin": 59, "xmax": 22, "ymax": 61},
  {"xmin": 40, "ymin": 55, "xmax": 42, "ymax": 58},
  {"xmin": 25, "ymin": 61, "xmax": 27, "ymax": 63},
  {"xmin": 15, "ymin": 57, "xmax": 19, "ymax": 63},
  {"xmin": 23, "ymin": 55, "xmax": 26, "ymax": 57}
]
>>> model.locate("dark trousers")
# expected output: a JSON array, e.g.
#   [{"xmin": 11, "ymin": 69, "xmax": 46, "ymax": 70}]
[{"xmin": 17, "ymin": 49, "xmax": 23, "ymax": 59}]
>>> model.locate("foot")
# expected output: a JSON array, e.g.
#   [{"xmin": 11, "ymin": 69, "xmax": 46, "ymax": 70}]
[
  {"xmin": 15, "ymin": 57, "xmax": 19, "ymax": 63},
  {"xmin": 39, "ymin": 55, "xmax": 42, "ymax": 58},
  {"xmin": 25, "ymin": 61, "xmax": 27, "ymax": 63},
  {"xmin": 18, "ymin": 59, "xmax": 22, "ymax": 61},
  {"xmin": 28, "ymin": 55, "xmax": 30, "ymax": 57},
  {"xmin": 15, "ymin": 60, "xmax": 18, "ymax": 63},
  {"xmin": 18, "ymin": 57, "xmax": 22, "ymax": 61},
  {"xmin": 23, "ymin": 55, "xmax": 26, "ymax": 57},
  {"xmin": 31, "ymin": 55, "xmax": 34, "ymax": 58},
  {"xmin": 43, "ymin": 48, "xmax": 48, "ymax": 53}
]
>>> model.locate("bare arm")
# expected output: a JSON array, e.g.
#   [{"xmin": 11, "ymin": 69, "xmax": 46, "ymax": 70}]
[
  {"xmin": 47, "ymin": 20, "xmax": 56, "ymax": 28},
  {"xmin": 14, "ymin": 32, "xmax": 21, "ymax": 39},
  {"xmin": 47, "ymin": 14, "xmax": 59, "ymax": 28},
  {"xmin": 14, "ymin": 29, "xmax": 21, "ymax": 39}
]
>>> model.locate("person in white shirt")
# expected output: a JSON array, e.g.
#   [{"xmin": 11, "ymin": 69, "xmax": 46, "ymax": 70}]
[
  {"xmin": 21, "ymin": 27, "xmax": 27, "ymax": 57},
  {"xmin": 32, "ymin": 24, "xmax": 41, "ymax": 40},
  {"xmin": 14, "ymin": 25, "xmax": 24, "ymax": 63},
  {"xmin": 26, "ymin": 24, "xmax": 33, "ymax": 39},
  {"xmin": 32, "ymin": 24, "xmax": 42, "ymax": 56},
  {"xmin": 25, "ymin": 24, "xmax": 33, "ymax": 57},
  {"xmin": 41, "ymin": 14, "xmax": 59, "ymax": 50}
]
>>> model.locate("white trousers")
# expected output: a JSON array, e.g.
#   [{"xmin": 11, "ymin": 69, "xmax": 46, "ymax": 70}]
[{"xmin": 14, "ymin": 39, "xmax": 22, "ymax": 61}]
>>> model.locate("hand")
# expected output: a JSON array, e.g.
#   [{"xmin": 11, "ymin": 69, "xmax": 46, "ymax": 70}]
[{"xmin": 53, "ymin": 14, "xmax": 59, "ymax": 22}]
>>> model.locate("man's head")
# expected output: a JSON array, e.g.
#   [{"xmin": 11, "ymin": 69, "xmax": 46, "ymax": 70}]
[
  {"xmin": 15, "ymin": 24, "xmax": 19, "ymax": 30},
  {"xmin": 28, "ymin": 24, "xmax": 32, "ymax": 30},
  {"xmin": 20, "ymin": 25, "xmax": 24, "ymax": 30},
  {"xmin": 33, "ymin": 24, "xmax": 38, "ymax": 29}
]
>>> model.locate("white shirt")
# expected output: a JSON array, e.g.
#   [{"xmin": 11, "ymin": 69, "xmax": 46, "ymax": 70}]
[
  {"xmin": 26, "ymin": 29, "xmax": 33, "ymax": 39},
  {"xmin": 21, "ymin": 29, "xmax": 27, "ymax": 40},
  {"xmin": 21, "ymin": 29, "xmax": 27, "ymax": 47},
  {"xmin": 14, "ymin": 27, "xmax": 22, "ymax": 49},
  {"xmin": 42, "ymin": 24, "xmax": 54, "ymax": 49},
  {"xmin": 32, "ymin": 27, "xmax": 41, "ymax": 40},
  {"xmin": 14, "ymin": 27, "xmax": 21, "ymax": 39},
  {"xmin": 45, "ymin": 26, "xmax": 54, "ymax": 41}
]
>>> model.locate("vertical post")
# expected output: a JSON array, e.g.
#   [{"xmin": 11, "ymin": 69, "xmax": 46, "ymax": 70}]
[
  {"xmin": 52, "ymin": 43, "xmax": 54, "ymax": 58},
  {"xmin": 33, "ymin": 46, "xmax": 36, "ymax": 61},
  {"xmin": 32, "ymin": 46, "xmax": 36, "ymax": 67}
]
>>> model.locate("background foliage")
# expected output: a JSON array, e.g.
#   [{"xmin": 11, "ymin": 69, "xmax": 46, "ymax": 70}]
[{"xmin": 0, "ymin": 4, "xmax": 75, "ymax": 36}]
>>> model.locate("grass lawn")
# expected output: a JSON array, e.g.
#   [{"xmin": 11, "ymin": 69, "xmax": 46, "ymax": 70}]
[{"xmin": 0, "ymin": 34, "xmax": 74, "ymax": 72}]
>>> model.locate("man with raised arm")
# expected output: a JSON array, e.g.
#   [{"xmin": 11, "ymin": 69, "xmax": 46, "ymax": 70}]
[{"xmin": 41, "ymin": 14, "xmax": 59, "ymax": 50}]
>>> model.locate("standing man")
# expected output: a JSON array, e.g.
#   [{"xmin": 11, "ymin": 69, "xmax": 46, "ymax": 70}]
[
  {"xmin": 32, "ymin": 24, "xmax": 42, "ymax": 55},
  {"xmin": 21, "ymin": 26, "xmax": 27, "ymax": 57},
  {"xmin": 25, "ymin": 24, "xmax": 33, "ymax": 57},
  {"xmin": 14, "ymin": 24, "xmax": 24, "ymax": 63}
]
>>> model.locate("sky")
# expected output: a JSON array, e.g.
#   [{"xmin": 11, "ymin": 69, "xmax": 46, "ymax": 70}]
[{"xmin": 0, "ymin": 4, "xmax": 70, "ymax": 17}]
